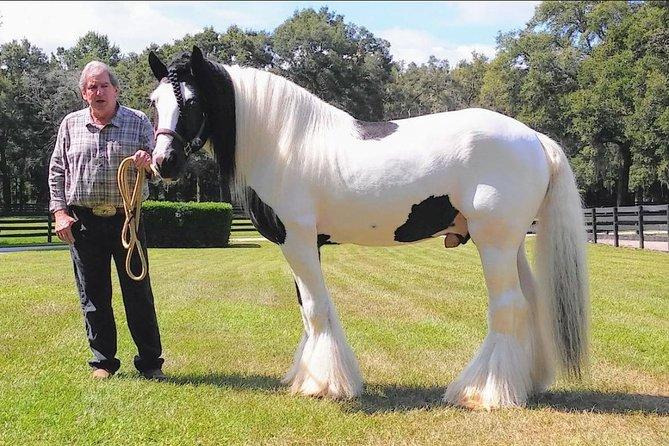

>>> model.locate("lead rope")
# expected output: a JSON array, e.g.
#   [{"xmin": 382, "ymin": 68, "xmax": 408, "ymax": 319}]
[{"xmin": 118, "ymin": 157, "xmax": 148, "ymax": 281}]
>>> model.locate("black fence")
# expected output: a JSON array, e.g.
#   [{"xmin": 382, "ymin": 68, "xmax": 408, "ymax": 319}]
[
  {"xmin": 0, "ymin": 214, "xmax": 54, "ymax": 243},
  {"xmin": 584, "ymin": 204, "xmax": 669, "ymax": 250},
  {"xmin": 2, "ymin": 203, "xmax": 668, "ymax": 250}
]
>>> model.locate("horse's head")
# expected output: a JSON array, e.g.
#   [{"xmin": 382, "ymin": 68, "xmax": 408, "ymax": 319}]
[{"xmin": 148, "ymin": 47, "xmax": 211, "ymax": 179}]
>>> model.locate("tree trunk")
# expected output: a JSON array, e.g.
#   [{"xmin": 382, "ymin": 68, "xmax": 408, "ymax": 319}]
[
  {"xmin": 616, "ymin": 143, "xmax": 632, "ymax": 206},
  {"xmin": 0, "ymin": 135, "xmax": 11, "ymax": 208},
  {"xmin": 196, "ymin": 175, "xmax": 201, "ymax": 202}
]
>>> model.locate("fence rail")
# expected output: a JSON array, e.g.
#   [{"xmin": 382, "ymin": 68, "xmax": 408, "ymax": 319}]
[
  {"xmin": 0, "ymin": 215, "xmax": 53, "ymax": 243},
  {"xmin": 583, "ymin": 204, "xmax": 668, "ymax": 251},
  {"xmin": 1, "ymin": 203, "xmax": 667, "ymax": 250}
]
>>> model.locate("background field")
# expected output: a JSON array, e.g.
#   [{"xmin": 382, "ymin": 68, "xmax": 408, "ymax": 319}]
[{"xmin": 0, "ymin": 239, "xmax": 667, "ymax": 445}]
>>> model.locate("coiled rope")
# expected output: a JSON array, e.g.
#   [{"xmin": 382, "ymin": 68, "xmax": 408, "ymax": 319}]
[{"xmin": 117, "ymin": 157, "xmax": 148, "ymax": 281}]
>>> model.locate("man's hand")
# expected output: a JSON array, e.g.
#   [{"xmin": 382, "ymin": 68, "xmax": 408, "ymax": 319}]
[
  {"xmin": 54, "ymin": 209, "xmax": 77, "ymax": 244},
  {"xmin": 132, "ymin": 150, "xmax": 152, "ymax": 171}
]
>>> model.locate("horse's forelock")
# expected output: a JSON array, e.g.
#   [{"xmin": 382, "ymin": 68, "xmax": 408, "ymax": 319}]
[{"xmin": 167, "ymin": 52, "xmax": 195, "ymax": 83}]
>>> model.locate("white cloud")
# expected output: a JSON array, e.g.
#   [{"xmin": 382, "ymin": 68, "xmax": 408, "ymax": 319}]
[
  {"xmin": 0, "ymin": 1, "xmax": 529, "ymax": 65},
  {"xmin": 379, "ymin": 28, "xmax": 496, "ymax": 66},
  {"xmin": 0, "ymin": 1, "xmax": 290, "ymax": 56},
  {"xmin": 449, "ymin": 1, "xmax": 540, "ymax": 26},
  {"xmin": 0, "ymin": 2, "xmax": 202, "ymax": 55}
]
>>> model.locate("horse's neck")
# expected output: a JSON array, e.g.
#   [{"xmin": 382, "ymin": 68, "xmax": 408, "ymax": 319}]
[{"xmin": 229, "ymin": 67, "xmax": 356, "ymax": 186}]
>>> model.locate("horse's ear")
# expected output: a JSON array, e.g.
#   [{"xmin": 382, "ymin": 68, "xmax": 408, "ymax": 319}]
[
  {"xmin": 148, "ymin": 52, "xmax": 168, "ymax": 80},
  {"xmin": 191, "ymin": 46, "xmax": 206, "ymax": 75},
  {"xmin": 191, "ymin": 46, "xmax": 211, "ymax": 89}
]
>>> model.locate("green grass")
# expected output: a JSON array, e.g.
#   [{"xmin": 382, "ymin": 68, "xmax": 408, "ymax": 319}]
[{"xmin": 0, "ymin": 239, "xmax": 667, "ymax": 445}]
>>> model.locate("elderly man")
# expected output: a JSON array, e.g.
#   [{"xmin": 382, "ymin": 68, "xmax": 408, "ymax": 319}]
[{"xmin": 48, "ymin": 61, "xmax": 165, "ymax": 380}]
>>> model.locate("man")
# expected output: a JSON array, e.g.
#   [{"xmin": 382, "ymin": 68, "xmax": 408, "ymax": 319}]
[{"xmin": 48, "ymin": 61, "xmax": 165, "ymax": 381}]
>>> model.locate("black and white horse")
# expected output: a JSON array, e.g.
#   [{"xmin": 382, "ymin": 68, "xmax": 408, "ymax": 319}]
[{"xmin": 147, "ymin": 47, "xmax": 589, "ymax": 409}]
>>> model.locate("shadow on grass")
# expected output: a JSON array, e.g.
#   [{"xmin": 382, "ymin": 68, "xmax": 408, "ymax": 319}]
[
  {"xmin": 530, "ymin": 391, "xmax": 669, "ymax": 415},
  {"xmin": 341, "ymin": 384, "xmax": 446, "ymax": 414},
  {"xmin": 165, "ymin": 372, "xmax": 282, "ymax": 392},
  {"xmin": 343, "ymin": 385, "xmax": 669, "ymax": 415},
  {"xmin": 132, "ymin": 371, "xmax": 669, "ymax": 415},
  {"xmin": 226, "ymin": 243, "xmax": 262, "ymax": 249}
]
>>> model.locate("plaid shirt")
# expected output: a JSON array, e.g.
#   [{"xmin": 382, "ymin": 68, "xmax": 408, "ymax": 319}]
[{"xmin": 48, "ymin": 104, "xmax": 154, "ymax": 213}]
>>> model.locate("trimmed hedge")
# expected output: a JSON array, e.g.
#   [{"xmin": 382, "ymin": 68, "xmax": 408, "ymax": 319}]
[{"xmin": 142, "ymin": 201, "xmax": 233, "ymax": 248}]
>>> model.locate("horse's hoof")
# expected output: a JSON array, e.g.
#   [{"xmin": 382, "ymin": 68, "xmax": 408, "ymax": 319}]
[{"xmin": 444, "ymin": 388, "xmax": 525, "ymax": 410}]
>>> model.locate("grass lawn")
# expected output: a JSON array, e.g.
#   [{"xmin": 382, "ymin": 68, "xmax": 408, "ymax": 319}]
[{"xmin": 0, "ymin": 239, "xmax": 667, "ymax": 445}]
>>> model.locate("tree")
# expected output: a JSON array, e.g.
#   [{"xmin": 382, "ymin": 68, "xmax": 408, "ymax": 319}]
[
  {"xmin": 273, "ymin": 7, "xmax": 393, "ymax": 121},
  {"xmin": 384, "ymin": 57, "xmax": 457, "ymax": 119},
  {"xmin": 54, "ymin": 31, "xmax": 122, "ymax": 70},
  {"xmin": 0, "ymin": 39, "xmax": 50, "ymax": 207},
  {"xmin": 567, "ymin": 1, "xmax": 667, "ymax": 204},
  {"xmin": 450, "ymin": 53, "xmax": 489, "ymax": 109},
  {"xmin": 0, "ymin": 38, "xmax": 82, "ymax": 208}
]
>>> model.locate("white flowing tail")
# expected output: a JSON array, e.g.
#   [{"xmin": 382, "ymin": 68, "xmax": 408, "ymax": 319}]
[{"xmin": 535, "ymin": 133, "xmax": 590, "ymax": 378}]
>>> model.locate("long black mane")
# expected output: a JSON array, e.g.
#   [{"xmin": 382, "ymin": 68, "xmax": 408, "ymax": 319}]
[{"xmin": 169, "ymin": 52, "xmax": 237, "ymax": 181}]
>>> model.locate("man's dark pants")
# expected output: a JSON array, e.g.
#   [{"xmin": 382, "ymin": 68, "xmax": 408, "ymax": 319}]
[{"xmin": 69, "ymin": 206, "xmax": 163, "ymax": 374}]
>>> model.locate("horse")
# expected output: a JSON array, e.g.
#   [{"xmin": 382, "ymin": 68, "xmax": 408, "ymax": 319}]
[{"xmin": 146, "ymin": 46, "xmax": 589, "ymax": 410}]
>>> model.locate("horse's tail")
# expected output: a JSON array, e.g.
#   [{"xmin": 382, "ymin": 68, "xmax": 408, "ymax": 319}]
[{"xmin": 534, "ymin": 132, "xmax": 590, "ymax": 379}]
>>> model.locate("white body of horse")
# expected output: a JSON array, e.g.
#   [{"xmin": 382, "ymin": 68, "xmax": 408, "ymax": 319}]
[{"xmin": 152, "ymin": 60, "xmax": 589, "ymax": 410}]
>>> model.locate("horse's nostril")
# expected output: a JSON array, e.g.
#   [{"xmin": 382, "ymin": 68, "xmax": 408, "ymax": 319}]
[
  {"xmin": 153, "ymin": 153, "xmax": 165, "ymax": 167},
  {"xmin": 158, "ymin": 150, "xmax": 182, "ymax": 179}
]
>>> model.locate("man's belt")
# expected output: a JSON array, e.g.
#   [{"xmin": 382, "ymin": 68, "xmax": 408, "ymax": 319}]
[{"xmin": 91, "ymin": 204, "xmax": 122, "ymax": 217}]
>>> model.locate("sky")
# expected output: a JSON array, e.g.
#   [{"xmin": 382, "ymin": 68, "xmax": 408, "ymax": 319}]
[{"xmin": 0, "ymin": 1, "xmax": 539, "ymax": 66}]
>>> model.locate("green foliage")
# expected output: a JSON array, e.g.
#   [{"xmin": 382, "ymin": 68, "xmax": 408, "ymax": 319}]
[
  {"xmin": 451, "ymin": 53, "xmax": 490, "ymax": 108},
  {"xmin": 567, "ymin": 1, "xmax": 668, "ymax": 204},
  {"xmin": 0, "ymin": 1, "xmax": 667, "ymax": 208},
  {"xmin": 385, "ymin": 57, "xmax": 456, "ymax": 119},
  {"xmin": 142, "ymin": 201, "xmax": 232, "ymax": 248},
  {"xmin": 54, "ymin": 31, "xmax": 122, "ymax": 70},
  {"xmin": 0, "ymin": 39, "xmax": 78, "ymax": 206},
  {"xmin": 273, "ymin": 7, "xmax": 393, "ymax": 121}
]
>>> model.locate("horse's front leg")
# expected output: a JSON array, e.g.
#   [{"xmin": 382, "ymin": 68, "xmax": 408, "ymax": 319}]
[{"xmin": 280, "ymin": 222, "xmax": 362, "ymax": 399}]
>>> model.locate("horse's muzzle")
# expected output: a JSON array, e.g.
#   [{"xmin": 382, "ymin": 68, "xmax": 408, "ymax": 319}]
[{"xmin": 155, "ymin": 148, "xmax": 184, "ymax": 180}]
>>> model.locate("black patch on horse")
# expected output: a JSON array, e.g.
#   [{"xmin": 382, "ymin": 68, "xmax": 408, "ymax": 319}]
[
  {"xmin": 394, "ymin": 195, "xmax": 459, "ymax": 242},
  {"xmin": 294, "ymin": 281, "xmax": 302, "ymax": 306},
  {"xmin": 317, "ymin": 234, "xmax": 333, "ymax": 247},
  {"xmin": 356, "ymin": 120, "xmax": 398, "ymax": 140},
  {"xmin": 247, "ymin": 188, "xmax": 286, "ymax": 245}
]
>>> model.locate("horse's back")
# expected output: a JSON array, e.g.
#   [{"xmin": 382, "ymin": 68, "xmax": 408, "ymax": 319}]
[{"xmin": 314, "ymin": 108, "xmax": 550, "ymax": 247}]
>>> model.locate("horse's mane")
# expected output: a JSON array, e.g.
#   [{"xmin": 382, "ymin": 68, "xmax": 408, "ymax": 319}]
[
  {"xmin": 189, "ymin": 57, "xmax": 237, "ymax": 181},
  {"xmin": 223, "ymin": 65, "xmax": 358, "ymax": 187}
]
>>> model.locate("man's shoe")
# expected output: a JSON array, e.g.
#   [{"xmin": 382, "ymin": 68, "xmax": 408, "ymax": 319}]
[
  {"xmin": 141, "ymin": 368, "xmax": 167, "ymax": 381},
  {"xmin": 92, "ymin": 368, "xmax": 113, "ymax": 379}
]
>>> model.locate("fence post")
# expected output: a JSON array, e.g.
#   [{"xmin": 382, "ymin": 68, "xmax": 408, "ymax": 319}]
[
  {"xmin": 591, "ymin": 208, "xmax": 597, "ymax": 243},
  {"xmin": 613, "ymin": 206, "xmax": 619, "ymax": 247},
  {"xmin": 47, "ymin": 212, "xmax": 53, "ymax": 243},
  {"xmin": 638, "ymin": 205, "xmax": 644, "ymax": 249}
]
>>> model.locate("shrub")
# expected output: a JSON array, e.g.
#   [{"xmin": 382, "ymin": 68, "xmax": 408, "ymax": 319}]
[{"xmin": 142, "ymin": 201, "xmax": 233, "ymax": 247}]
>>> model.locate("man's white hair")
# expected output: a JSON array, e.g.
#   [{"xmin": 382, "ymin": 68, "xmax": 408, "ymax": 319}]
[{"xmin": 79, "ymin": 61, "xmax": 120, "ymax": 91}]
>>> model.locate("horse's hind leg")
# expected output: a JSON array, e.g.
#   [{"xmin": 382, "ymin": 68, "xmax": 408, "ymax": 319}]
[
  {"xmin": 280, "ymin": 222, "xmax": 362, "ymax": 399},
  {"xmin": 517, "ymin": 241, "xmax": 556, "ymax": 393},
  {"xmin": 444, "ymin": 218, "xmax": 535, "ymax": 409}
]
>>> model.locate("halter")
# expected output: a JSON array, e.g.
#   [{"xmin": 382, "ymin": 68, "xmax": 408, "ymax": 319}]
[{"xmin": 154, "ymin": 71, "xmax": 208, "ymax": 156}]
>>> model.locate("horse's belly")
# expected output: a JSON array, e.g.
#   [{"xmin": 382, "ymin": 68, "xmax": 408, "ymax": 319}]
[{"xmin": 317, "ymin": 191, "xmax": 465, "ymax": 247}]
